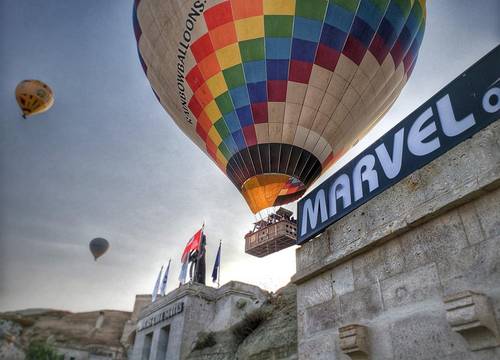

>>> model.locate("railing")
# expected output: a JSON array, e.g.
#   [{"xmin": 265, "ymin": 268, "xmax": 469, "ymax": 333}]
[{"xmin": 245, "ymin": 220, "xmax": 297, "ymax": 254}]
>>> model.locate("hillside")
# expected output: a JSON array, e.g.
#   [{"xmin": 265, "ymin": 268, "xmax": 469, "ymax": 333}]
[
  {"xmin": 187, "ymin": 283, "xmax": 297, "ymax": 360},
  {"xmin": 0, "ymin": 308, "xmax": 131, "ymax": 359}
]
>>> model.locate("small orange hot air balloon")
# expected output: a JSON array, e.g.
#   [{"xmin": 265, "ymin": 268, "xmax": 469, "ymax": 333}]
[{"xmin": 15, "ymin": 80, "xmax": 54, "ymax": 118}]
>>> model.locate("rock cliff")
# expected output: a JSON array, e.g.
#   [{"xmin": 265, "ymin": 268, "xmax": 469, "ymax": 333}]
[
  {"xmin": 187, "ymin": 283, "xmax": 297, "ymax": 360},
  {"xmin": 0, "ymin": 308, "xmax": 131, "ymax": 359}
]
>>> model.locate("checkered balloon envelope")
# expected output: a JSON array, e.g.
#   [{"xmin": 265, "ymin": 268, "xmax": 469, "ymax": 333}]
[{"xmin": 133, "ymin": 0, "xmax": 426, "ymax": 213}]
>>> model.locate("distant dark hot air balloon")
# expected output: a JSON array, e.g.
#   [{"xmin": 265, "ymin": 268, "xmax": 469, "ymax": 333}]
[
  {"xmin": 15, "ymin": 80, "xmax": 54, "ymax": 118},
  {"xmin": 89, "ymin": 238, "xmax": 109, "ymax": 261},
  {"xmin": 134, "ymin": 0, "xmax": 426, "ymax": 213}
]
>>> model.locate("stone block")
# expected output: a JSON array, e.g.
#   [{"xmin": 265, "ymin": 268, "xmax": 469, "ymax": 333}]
[
  {"xmin": 296, "ymin": 235, "xmax": 331, "ymax": 272},
  {"xmin": 433, "ymin": 349, "xmax": 500, "ymax": 360},
  {"xmin": 338, "ymin": 324, "xmax": 370, "ymax": 359},
  {"xmin": 327, "ymin": 180, "xmax": 410, "ymax": 255},
  {"xmin": 352, "ymin": 238, "xmax": 404, "ymax": 290},
  {"xmin": 297, "ymin": 261, "xmax": 354, "ymax": 314},
  {"xmin": 330, "ymin": 261, "xmax": 355, "ymax": 297},
  {"xmin": 381, "ymin": 263, "xmax": 442, "ymax": 310},
  {"xmin": 389, "ymin": 311, "xmax": 466, "ymax": 360},
  {"xmin": 400, "ymin": 210, "xmax": 468, "ymax": 273},
  {"xmin": 297, "ymin": 330, "xmax": 338, "ymax": 360},
  {"xmin": 442, "ymin": 235, "xmax": 500, "ymax": 296},
  {"xmin": 435, "ymin": 241, "xmax": 481, "ymax": 285},
  {"xmin": 297, "ymin": 272, "xmax": 334, "ymax": 312},
  {"xmin": 360, "ymin": 322, "xmax": 393, "ymax": 360},
  {"xmin": 444, "ymin": 291, "xmax": 500, "ymax": 351},
  {"xmin": 339, "ymin": 284, "xmax": 384, "ymax": 324},
  {"xmin": 458, "ymin": 202, "xmax": 487, "ymax": 246},
  {"xmin": 474, "ymin": 187, "xmax": 500, "ymax": 240},
  {"xmin": 303, "ymin": 299, "xmax": 341, "ymax": 337},
  {"xmin": 329, "ymin": 210, "xmax": 369, "ymax": 253}
]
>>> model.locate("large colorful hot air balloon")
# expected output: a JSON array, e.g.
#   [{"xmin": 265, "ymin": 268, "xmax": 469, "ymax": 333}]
[
  {"xmin": 134, "ymin": 0, "xmax": 426, "ymax": 213},
  {"xmin": 15, "ymin": 80, "xmax": 54, "ymax": 118}
]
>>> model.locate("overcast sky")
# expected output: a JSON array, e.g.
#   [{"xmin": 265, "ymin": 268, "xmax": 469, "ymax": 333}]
[{"xmin": 0, "ymin": 1, "xmax": 498, "ymax": 313}]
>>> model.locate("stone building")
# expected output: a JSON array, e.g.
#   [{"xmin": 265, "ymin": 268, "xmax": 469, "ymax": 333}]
[
  {"xmin": 131, "ymin": 282, "xmax": 267, "ymax": 360},
  {"xmin": 292, "ymin": 120, "xmax": 500, "ymax": 359},
  {"xmin": 122, "ymin": 295, "xmax": 153, "ymax": 357}
]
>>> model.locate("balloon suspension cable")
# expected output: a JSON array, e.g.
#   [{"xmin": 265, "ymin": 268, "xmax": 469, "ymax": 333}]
[{"xmin": 253, "ymin": 213, "xmax": 259, "ymax": 228}]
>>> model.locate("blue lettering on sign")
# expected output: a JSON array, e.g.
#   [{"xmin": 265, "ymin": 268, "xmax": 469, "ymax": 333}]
[{"xmin": 137, "ymin": 302, "xmax": 184, "ymax": 332}]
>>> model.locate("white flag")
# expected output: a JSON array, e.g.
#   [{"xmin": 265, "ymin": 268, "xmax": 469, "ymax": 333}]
[
  {"xmin": 152, "ymin": 265, "xmax": 163, "ymax": 302},
  {"xmin": 159, "ymin": 259, "xmax": 171, "ymax": 296},
  {"xmin": 178, "ymin": 261, "xmax": 188, "ymax": 285}
]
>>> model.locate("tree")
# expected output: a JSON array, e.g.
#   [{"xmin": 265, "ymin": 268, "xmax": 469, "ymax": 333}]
[{"xmin": 25, "ymin": 341, "xmax": 63, "ymax": 360}]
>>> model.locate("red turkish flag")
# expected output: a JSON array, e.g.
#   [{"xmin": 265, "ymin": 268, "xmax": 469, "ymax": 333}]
[{"xmin": 181, "ymin": 227, "xmax": 203, "ymax": 263}]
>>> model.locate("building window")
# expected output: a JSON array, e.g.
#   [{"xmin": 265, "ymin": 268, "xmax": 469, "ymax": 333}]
[
  {"xmin": 156, "ymin": 325, "xmax": 170, "ymax": 360},
  {"xmin": 142, "ymin": 332, "xmax": 153, "ymax": 360}
]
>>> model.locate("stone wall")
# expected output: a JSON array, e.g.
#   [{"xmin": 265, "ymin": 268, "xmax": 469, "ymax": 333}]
[
  {"xmin": 292, "ymin": 121, "xmax": 500, "ymax": 359},
  {"xmin": 186, "ymin": 283, "xmax": 297, "ymax": 360},
  {"xmin": 131, "ymin": 281, "xmax": 268, "ymax": 360}
]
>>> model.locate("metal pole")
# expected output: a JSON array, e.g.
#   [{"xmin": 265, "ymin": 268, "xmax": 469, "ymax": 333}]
[{"xmin": 218, "ymin": 240, "xmax": 222, "ymax": 288}]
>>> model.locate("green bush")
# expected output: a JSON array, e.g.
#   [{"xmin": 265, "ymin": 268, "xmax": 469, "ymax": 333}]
[
  {"xmin": 25, "ymin": 341, "xmax": 63, "ymax": 360},
  {"xmin": 192, "ymin": 331, "xmax": 216, "ymax": 350},
  {"xmin": 231, "ymin": 308, "xmax": 270, "ymax": 344}
]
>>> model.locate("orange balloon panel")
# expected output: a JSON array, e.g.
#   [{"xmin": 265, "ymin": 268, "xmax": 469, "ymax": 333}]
[
  {"xmin": 133, "ymin": 0, "xmax": 426, "ymax": 213},
  {"xmin": 242, "ymin": 173, "xmax": 306, "ymax": 213}
]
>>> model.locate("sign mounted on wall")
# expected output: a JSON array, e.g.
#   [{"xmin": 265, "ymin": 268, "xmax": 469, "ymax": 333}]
[
  {"xmin": 297, "ymin": 45, "xmax": 500, "ymax": 245},
  {"xmin": 137, "ymin": 302, "xmax": 184, "ymax": 332}
]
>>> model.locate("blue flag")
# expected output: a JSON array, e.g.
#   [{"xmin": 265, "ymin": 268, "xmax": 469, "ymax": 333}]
[{"xmin": 211, "ymin": 242, "xmax": 221, "ymax": 283}]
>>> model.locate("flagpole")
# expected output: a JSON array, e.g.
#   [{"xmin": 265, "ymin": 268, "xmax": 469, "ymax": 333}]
[
  {"xmin": 218, "ymin": 240, "xmax": 222, "ymax": 288},
  {"xmin": 152, "ymin": 265, "xmax": 163, "ymax": 303},
  {"xmin": 161, "ymin": 258, "xmax": 171, "ymax": 297}
]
